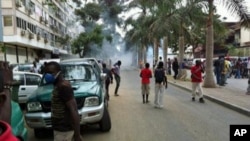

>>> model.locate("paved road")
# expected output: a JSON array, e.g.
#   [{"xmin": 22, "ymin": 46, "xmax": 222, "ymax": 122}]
[{"xmin": 27, "ymin": 69, "xmax": 250, "ymax": 141}]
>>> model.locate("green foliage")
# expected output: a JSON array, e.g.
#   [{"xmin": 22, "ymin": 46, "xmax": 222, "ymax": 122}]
[
  {"xmin": 109, "ymin": 4, "xmax": 123, "ymax": 18},
  {"xmin": 105, "ymin": 35, "xmax": 113, "ymax": 43},
  {"xmin": 0, "ymin": 43, "xmax": 6, "ymax": 53},
  {"xmin": 71, "ymin": 25, "xmax": 105, "ymax": 57},
  {"xmin": 74, "ymin": 3, "xmax": 102, "ymax": 25}
]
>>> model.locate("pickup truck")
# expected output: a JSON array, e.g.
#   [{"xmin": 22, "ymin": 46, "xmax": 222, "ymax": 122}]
[{"xmin": 25, "ymin": 58, "xmax": 111, "ymax": 138}]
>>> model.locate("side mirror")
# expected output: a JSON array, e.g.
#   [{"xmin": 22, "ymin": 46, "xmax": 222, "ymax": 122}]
[{"xmin": 100, "ymin": 73, "xmax": 107, "ymax": 81}]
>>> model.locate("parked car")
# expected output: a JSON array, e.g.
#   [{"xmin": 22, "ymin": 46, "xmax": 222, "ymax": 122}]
[
  {"xmin": 25, "ymin": 58, "xmax": 111, "ymax": 138},
  {"xmin": 12, "ymin": 63, "xmax": 42, "ymax": 72},
  {"xmin": 12, "ymin": 71, "xmax": 42, "ymax": 104}
]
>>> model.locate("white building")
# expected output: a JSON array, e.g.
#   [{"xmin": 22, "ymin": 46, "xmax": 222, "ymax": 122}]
[{"xmin": 0, "ymin": 0, "xmax": 76, "ymax": 64}]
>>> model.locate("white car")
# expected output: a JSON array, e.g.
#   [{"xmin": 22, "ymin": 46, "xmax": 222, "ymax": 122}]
[{"xmin": 13, "ymin": 71, "xmax": 42, "ymax": 104}]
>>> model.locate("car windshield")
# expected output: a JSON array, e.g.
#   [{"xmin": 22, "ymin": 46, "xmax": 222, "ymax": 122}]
[
  {"xmin": 61, "ymin": 64, "xmax": 97, "ymax": 81},
  {"xmin": 40, "ymin": 63, "xmax": 97, "ymax": 85}
]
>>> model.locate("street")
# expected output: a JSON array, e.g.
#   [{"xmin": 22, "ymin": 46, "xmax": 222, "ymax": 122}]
[{"xmin": 27, "ymin": 69, "xmax": 250, "ymax": 141}]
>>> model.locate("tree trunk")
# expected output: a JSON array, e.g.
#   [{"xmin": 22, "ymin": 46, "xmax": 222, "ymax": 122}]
[
  {"xmin": 177, "ymin": 36, "xmax": 185, "ymax": 79},
  {"xmin": 153, "ymin": 38, "xmax": 158, "ymax": 64},
  {"xmin": 203, "ymin": 0, "xmax": 216, "ymax": 88},
  {"xmin": 143, "ymin": 45, "xmax": 147, "ymax": 64},
  {"xmin": 163, "ymin": 36, "xmax": 168, "ymax": 69}
]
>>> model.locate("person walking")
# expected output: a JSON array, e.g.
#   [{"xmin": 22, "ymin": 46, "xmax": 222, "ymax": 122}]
[
  {"xmin": 44, "ymin": 62, "xmax": 82, "ymax": 141},
  {"xmin": 154, "ymin": 62, "xmax": 167, "ymax": 108},
  {"xmin": 167, "ymin": 58, "xmax": 172, "ymax": 75},
  {"xmin": 113, "ymin": 60, "xmax": 122, "ymax": 96},
  {"xmin": 191, "ymin": 60, "xmax": 205, "ymax": 103},
  {"xmin": 140, "ymin": 63, "xmax": 152, "ymax": 103},
  {"xmin": 102, "ymin": 63, "xmax": 113, "ymax": 101},
  {"xmin": 172, "ymin": 57, "xmax": 179, "ymax": 79}
]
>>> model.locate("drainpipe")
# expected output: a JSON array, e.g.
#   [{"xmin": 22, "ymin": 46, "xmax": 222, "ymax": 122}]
[
  {"xmin": 16, "ymin": 45, "xmax": 19, "ymax": 63},
  {"xmin": 26, "ymin": 47, "xmax": 28, "ymax": 62}
]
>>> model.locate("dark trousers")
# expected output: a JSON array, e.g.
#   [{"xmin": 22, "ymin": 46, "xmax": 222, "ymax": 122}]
[
  {"xmin": 215, "ymin": 68, "xmax": 221, "ymax": 84},
  {"xmin": 173, "ymin": 69, "xmax": 178, "ymax": 79},
  {"xmin": 168, "ymin": 68, "xmax": 171, "ymax": 75},
  {"xmin": 105, "ymin": 80, "xmax": 110, "ymax": 99},
  {"xmin": 114, "ymin": 75, "xmax": 120, "ymax": 94},
  {"xmin": 220, "ymin": 74, "xmax": 226, "ymax": 86}
]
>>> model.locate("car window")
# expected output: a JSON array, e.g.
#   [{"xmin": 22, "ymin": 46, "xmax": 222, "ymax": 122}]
[
  {"xmin": 61, "ymin": 64, "xmax": 97, "ymax": 81},
  {"xmin": 13, "ymin": 74, "xmax": 25, "ymax": 85},
  {"xmin": 26, "ymin": 74, "xmax": 41, "ymax": 85}
]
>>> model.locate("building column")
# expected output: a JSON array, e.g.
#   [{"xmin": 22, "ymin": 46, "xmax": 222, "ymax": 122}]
[{"xmin": 26, "ymin": 47, "xmax": 28, "ymax": 62}]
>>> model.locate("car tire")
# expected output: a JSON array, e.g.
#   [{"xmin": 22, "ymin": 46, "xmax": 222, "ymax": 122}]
[
  {"xmin": 34, "ymin": 128, "xmax": 46, "ymax": 138},
  {"xmin": 99, "ymin": 106, "xmax": 111, "ymax": 132}
]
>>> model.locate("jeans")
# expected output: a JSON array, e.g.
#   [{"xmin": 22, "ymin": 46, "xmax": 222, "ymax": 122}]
[
  {"xmin": 114, "ymin": 75, "xmax": 120, "ymax": 94},
  {"xmin": 215, "ymin": 68, "xmax": 221, "ymax": 84},
  {"xmin": 235, "ymin": 69, "xmax": 241, "ymax": 78}
]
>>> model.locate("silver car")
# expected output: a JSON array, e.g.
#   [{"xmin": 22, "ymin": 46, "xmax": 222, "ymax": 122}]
[{"xmin": 13, "ymin": 71, "xmax": 42, "ymax": 104}]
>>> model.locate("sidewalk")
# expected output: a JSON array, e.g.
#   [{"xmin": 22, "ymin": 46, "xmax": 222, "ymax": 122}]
[{"xmin": 167, "ymin": 75, "xmax": 250, "ymax": 117}]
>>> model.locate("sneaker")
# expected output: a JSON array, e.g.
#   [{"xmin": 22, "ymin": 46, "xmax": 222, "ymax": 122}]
[
  {"xmin": 199, "ymin": 98, "xmax": 205, "ymax": 103},
  {"xmin": 146, "ymin": 100, "xmax": 150, "ymax": 103},
  {"xmin": 114, "ymin": 94, "xmax": 119, "ymax": 96},
  {"xmin": 192, "ymin": 97, "xmax": 195, "ymax": 101}
]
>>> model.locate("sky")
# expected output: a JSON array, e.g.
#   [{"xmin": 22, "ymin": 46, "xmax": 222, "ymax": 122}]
[{"xmin": 215, "ymin": 0, "xmax": 250, "ymax": 22}]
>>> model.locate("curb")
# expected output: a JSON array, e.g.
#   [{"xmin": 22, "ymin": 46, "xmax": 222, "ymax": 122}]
[{"xmin": 168, "ymin": 81, "xmax": 250, "ymax": 117}]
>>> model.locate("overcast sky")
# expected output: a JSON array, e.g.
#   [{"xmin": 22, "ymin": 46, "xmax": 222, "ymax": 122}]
[{"xmin": 215, "ymin": 1, "xmax": 250, "ymax": 22}]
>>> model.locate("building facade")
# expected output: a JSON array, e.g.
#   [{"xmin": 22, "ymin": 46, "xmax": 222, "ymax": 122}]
[{"xmin": 0, "ymin": 0, "xmax": 75, "ymax": 64}]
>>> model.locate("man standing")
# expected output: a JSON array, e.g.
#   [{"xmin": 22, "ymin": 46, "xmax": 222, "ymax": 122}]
[
  {"xmin": 44, "ymin": 62, "xmax": 82, "ymax": 141},
  {"xmin": 154, "ymin": 62, "xmax": 167, "ymax": 108},
  {"xmin": 102, "ymin": 63, "xmax": 113, "ymax": 100},
  {"xmin": 167, "ymin": 58, "xmax": 172, "ymax": 75},
  {"xmin": 191, "ymin": 60, "xmax": 205, "ymax": 103},
  {"xmin": 113, "ymin": 60, "xmax": 122, "ymax": 96},
  {"xmin": 172, "ymin": 57, "xmax": 179, "ymax": 79},
  {"xmin": 140, "ymin": 63, "xmax": 152, "ymax": 103}
]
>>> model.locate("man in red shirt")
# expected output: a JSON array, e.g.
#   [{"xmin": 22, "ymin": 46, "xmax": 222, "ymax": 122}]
[
  {"xmin": 191, "ymin": 60, "xmax": 205, "ymax": 103},
  {"xmin": 140, "ymin": 63, "xmax": 152, "ymax": 103}
]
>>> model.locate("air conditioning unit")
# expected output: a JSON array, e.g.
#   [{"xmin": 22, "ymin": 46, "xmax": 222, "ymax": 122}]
[
  {"xmin": 37, "ymin": 34, "xmax": 41, "ymax": 41},
  {"xmin": 44, "ymin": 38, "xmax": 48, "ymax": 43},
  {"xmin": 20, "ymin": 30, "xmax": 26, "ymax": 36},
  {"xmin": 16, "ymin": 0, "xmax": 22, "ymax": 8},
  {"xmin": 44, "ymin": 20, "xmax": 48, "ymax": 25},
  {"xmin": 27, "ymin": 8, "xmax": 32, "ymax": 15},
  {"xmin": 39, "ymin": 16, "xmax": 44, "ymax": 23},
  {"xmin": 29, "ymin": 33, "xmax": 34, "ymax": 39}
]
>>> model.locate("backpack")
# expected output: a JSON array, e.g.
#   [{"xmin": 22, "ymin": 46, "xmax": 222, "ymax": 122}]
[{"xmin": 154, "ymin": 69, "xmax": 165, "ymax": 83}]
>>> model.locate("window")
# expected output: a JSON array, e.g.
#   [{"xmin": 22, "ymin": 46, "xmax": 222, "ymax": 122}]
[
  {"xmin": 3, "ymin": 16, "xmax": 12, "ymax": 26},
  {"xmin": 26, "ymin": 74, "xmax": 41, "ymax": 85},
  {"xmin": 13, "ymin": 74, "xmax": 25, "ymax": 85},
  {"xmin": 16, "ymin": 17, "xmax": 22, "ymax": 28}
]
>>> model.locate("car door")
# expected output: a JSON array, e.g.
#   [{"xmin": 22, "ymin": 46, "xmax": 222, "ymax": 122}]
[
  {"xmin": 13, "ymin": 73, "xmax": 25, "ymax": 103},
  {"xmin": 23, "ymin": 74, "xmax": 41, "ymax": 102},
  {"xmin": 18, "ymin": 74, "xmax": 41, "ymax": 103}
]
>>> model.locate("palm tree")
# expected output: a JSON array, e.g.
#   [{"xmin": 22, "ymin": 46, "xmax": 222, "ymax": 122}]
[{"xmin": 203, "ymin": 0, "xmax": 250, "ymax": 87}]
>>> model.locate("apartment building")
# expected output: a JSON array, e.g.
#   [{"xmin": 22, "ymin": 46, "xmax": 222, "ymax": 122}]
[{"xmin": 0, "ymin": 0, "xmax": 76, "ymax": 64}]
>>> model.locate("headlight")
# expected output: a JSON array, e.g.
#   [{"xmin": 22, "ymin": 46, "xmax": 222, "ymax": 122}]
[
  {"xmin": 27, "ymin": 102, "xmax": 42, "ymax": 112},
  {"xmin": 84, "ymin": 97, "xmax": 99, "ymax": 107}
]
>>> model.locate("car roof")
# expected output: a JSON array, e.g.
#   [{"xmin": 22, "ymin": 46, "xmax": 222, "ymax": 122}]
[
  {"xmin": 60, "ymin": 58, "xmax": 99, "ymax": 65},
  {"xmin": 13, "ymin": 71, "xmax": 42, "ymax": 77}
]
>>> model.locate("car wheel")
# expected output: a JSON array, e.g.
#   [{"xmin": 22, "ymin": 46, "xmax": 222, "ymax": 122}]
[
  {"xmin": 34, "ymin": 128, "xmax": 44, "ymax": 138},
  {"xmin": 34, "ymin": 128, "xmax": 53, "ymax": 138},
  {"xmin": 99, "ymin": 106, "xmax": 111, "ymax": 132}
]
